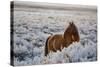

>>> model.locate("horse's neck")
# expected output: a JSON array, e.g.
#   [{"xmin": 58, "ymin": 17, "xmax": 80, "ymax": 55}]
[
  {"xmin": 62, "ymin": 34, "xmax": 68, "ymax": 43},
  {"xmin": 63, "ymin": 33, "xmax": 73, "ymax": 45},
  {"xmin": 63, "ymin": 32, "xmax": 69, "ymax": 40}
]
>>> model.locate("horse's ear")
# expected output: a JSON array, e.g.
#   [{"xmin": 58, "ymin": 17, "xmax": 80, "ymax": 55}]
[
  {"xmin": 71, "ymin": 21, "xmax": 73, "ymax": 23},
  {"xmin": 71, "ymin": 21, "xmax": 73, "ymax": 24},
  {"xmin": 69, "ymin": 22, "xmax": 72, "ymax": 25}
]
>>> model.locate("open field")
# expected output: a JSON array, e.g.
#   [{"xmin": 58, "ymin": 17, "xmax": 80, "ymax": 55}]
[{"xmin": 12, "ymin": 1, "xmax": 97, "ymax": 66}]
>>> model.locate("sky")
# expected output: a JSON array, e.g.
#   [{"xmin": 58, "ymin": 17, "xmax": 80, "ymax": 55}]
[{"xmin": 14, "ymin": 0, "xmax": 97, "ymax": 6}]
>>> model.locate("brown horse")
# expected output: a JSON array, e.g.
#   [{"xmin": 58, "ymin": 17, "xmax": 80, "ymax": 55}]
[{"xmin": 45, "ymin": 22, "xmax": 80, "ymax": 56}]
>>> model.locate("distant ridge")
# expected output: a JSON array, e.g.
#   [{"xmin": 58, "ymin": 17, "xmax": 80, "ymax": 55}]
[{"xmin": 13, "ymin": 1, "xmax": 97, "ymax": 11}]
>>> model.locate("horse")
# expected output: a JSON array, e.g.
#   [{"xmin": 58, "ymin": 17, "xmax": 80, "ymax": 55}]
[{"xmin": 45, "ymin": 22, "xmax": 80, "ymax": 56}]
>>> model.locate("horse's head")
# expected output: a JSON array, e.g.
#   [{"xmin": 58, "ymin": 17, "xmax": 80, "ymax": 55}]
[{"xmin": 64, "ymin": 22, "xmax": 80, "ymax": 43}]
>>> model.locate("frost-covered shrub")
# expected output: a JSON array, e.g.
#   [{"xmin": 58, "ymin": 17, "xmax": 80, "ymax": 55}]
[{"xmin": 13, "ymin": 6, "xmax": 97, "ymax": 65}]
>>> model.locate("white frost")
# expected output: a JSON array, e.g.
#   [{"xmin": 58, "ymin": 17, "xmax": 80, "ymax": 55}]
[{"xmin": 13, "ymin": 3, "xmax": 97, "ymax": 65}]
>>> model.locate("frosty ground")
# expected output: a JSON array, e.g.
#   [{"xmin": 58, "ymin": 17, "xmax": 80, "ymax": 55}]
[{"xmin": 13, "ymin": 4, "xmax": 97, "ymax": 66}]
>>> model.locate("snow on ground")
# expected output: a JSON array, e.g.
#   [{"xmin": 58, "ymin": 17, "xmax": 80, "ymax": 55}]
[{"xmin": 12, "ymin": 2, "xmax": 97, "ymax": 66}]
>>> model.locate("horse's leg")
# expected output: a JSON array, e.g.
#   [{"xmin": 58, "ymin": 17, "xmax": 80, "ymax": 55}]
[
  {"xmin": 59, "ymin": 48, "xmax": 62, "ymax": 51},
  {"xmin": 58, "ymin": 40, "xmax": 64, "ymax": 52},
  {"xmin": 52, "ymin": 39, "xmax": 58, "ymax": 52},
  {"xmin": 54, "ymin": 44, "xmax": 61, "ymax": 52},
  {"xmin": 58, "ymin": 44, "xmax": 62, "ymax": 51},
  {"xmin": 52, "ymin": 48, "xmax": 57, "ymax": 52}
]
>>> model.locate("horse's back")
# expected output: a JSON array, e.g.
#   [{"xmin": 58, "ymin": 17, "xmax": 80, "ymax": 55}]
[{"xmin": 48, "ymin": 34, "xmax": 63, "ymax": 44}]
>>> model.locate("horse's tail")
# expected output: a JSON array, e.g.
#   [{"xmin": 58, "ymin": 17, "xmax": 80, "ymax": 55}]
[{"xmin": 45, "ymin": 36, "xmax": 50, "ymax": 56}]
